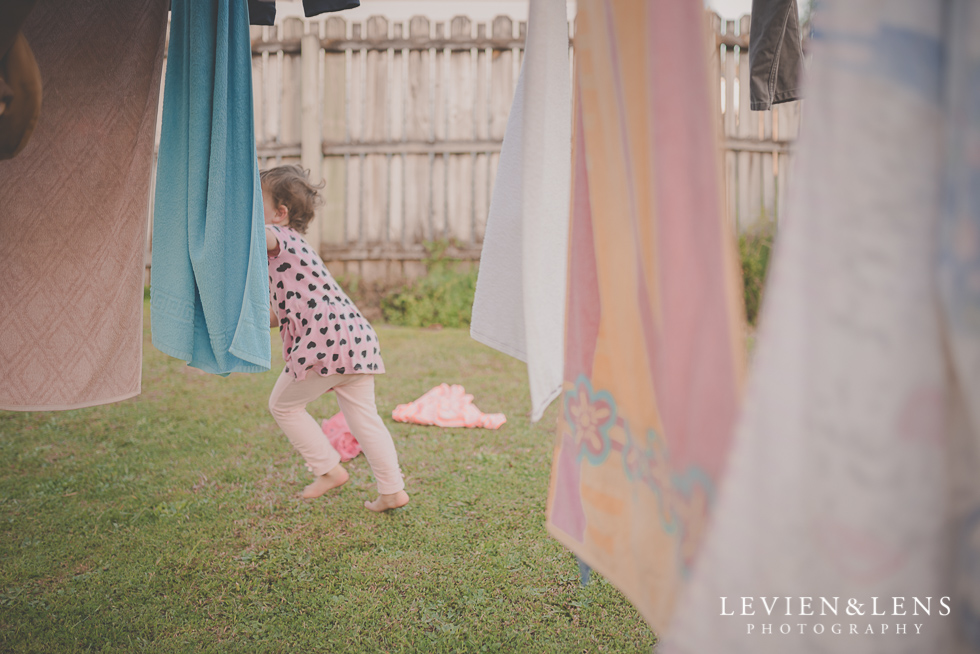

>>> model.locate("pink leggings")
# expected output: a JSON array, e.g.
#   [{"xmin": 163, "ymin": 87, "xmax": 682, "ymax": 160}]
[{"xmin": 268, "ymin": 370, "xmax": 404, "ymax": 494}]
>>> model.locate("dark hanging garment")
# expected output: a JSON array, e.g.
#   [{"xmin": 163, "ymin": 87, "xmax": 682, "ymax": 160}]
[
  {"xmin": 247, "ymin": 0, "xmax": 360, "ymax": 26},
  {"xmin": 302, "ymin": 0, "xmax": 360, "ymax": 17},
  {"xmin": 748, "ymin": 0, "xmax": 805, "ymax": 110},
  {"xmin": 247, "ymin": 0, "xmax": 276, "ymax": 25}
]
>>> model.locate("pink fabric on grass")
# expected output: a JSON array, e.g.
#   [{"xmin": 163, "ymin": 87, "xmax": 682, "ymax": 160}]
[
  {"xmin": 392, "ymin": 384, "xmax": 506, "ymax": 429},
  {"xmin": 319, "ymin": 411, "xmax": 362, "ymax": 462}
]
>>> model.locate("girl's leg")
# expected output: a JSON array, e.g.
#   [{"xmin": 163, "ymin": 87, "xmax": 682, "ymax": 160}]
[
  {"xmin": 332, "ymin": 375, "xmax": 408, "ymax": 510},
  {"xmin": 268, "ymin": 369, "xmax": 348, "ymax": 497}
]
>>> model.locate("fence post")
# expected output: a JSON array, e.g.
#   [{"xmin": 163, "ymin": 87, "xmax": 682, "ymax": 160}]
[
  {"xmin": 736, "ymin": 15, "xmax": 753, "ymax": 232},
  {"xmin": 322, "ymin": 16, "xmax": 347, "ymax": 248},
  {"xmin": 448, "ymin": 16, "xmax": 474, "ymax": 244},
  {"xmin": 390, "ymin": 21, "xmax": 405, "ymax": 256},
  {"xmin": 404, "ymin": 15, "xmax": 432, "ymax": 261},
  {"xmin": 363, "ymin": 15, "xmax": 389, "ymax": 252},
  {"xmin": 302, "ymin": 25, "xmax": 323, "ymax": 253},
  {"xmin": 282, "ymin": 18, "xmax": 304, "ymax": 149},
  {"xmin": 488, "ymin": 15, "xmax": 515, "ymax": 233},
  {"xmin": 723, "ymin": 19, "xmax": 737, "ymax": 230},
  {"xmin": 474, "ymin": 22, "xmax": 489, "ymax": 244},
  {"xmin": 776, "ymin": 100, "xmax": 800, "ymax": 223}
]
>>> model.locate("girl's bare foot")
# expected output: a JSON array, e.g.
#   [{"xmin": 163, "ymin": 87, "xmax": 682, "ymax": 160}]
[
  {"xmin": 364, "ymin": 490, "xmax": 410, "ymax": 512},
  {"xmin": 301, "ymin": 465, "xmax": 349, "ymax": 499}
]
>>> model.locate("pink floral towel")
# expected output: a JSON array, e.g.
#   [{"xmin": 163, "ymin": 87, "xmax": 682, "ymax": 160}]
[
  {"xmin": 320, "ymin": 412, "xmax": 362, "ymax": 461},
  {"xmin": 392, "ymin": 384, "xmax": 506, "ymax": 429}
]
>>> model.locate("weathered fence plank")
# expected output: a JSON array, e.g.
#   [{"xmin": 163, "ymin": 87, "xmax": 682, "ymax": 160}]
[
  {"xmin": 405, "ymin": 16, "xmax": 432, "ymax": 244},
  {"xmin": 321, "ymin": 16, "xmax": 347, "ymax": 246},
  {"xmin": 474, "ymin": 23, "xmax": 490, "ymax": 244},
  {"xmin": 263, "ymin": 35, "xmax": 281, "ymax": 148},
  {"xmin": 346, "ymin": 23, "xmax": 364, "ymax": 246},
  {"xmin": 432, "ymin": 22, "xmax": 448, "ymax": 239},
  {"xmin": 251, "ymin": 26, "xmax": 266, "ymax": 146},
  {"xmin": 447, "ymin": 17, "xmax": 474, "ymax": 245},
  {"xmin": 736, "ymin": 15, "xmax": 761, "ymax": 232},
  {"xmin": 486, "ymin": 15, "xmax": 514, "ymax": 246},
  {"xmin": 301, "ymin": 25, "xmax": 323, "ymax": 251},
  {"xmin": 390, "ymin": 22, "xmax": 406, "ymax": 248},
  {"xmin": 761, "ymin": 91, "xmax": 775, "ymax": 225},
  {"xmin": 363, "ymin": 16, "xmax": 389, "ymax": 248},
  {"xmin": 281, "ymin": 19, "xmax": 304, "ymax": 147},
  {"xmin": 490, "ymin": 16, "xmax": 515, "ymax": 141},
  {"xmin": 776, "ymin": 100, "xmax": 801, "ymax": 223},
  {"xmin": 723, "ymin": 20, "xmax": 737, "ymax": 230}
]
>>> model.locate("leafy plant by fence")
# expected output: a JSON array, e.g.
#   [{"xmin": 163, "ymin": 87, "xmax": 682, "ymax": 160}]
[
  {"xmin": 373, "ymin": 234, "xmax": 774, "ymax": 329},
  {"xmin": 739, "ymin": 222, "xmax": 775, "ymax": 326},
  {"xmin": 381, "ymin": 241, "xmax": 478, "ymax": 328}
]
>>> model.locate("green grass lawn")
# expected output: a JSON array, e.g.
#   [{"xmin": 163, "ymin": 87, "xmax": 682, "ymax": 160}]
[{"xmin": 0, "ymin": 301, "xmax": 655, "ymax": 653}]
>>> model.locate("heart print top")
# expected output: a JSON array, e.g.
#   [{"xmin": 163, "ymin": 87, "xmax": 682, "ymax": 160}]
[{"xmin": 267, "ymin": 225, "xmax": 384, "ymax": 381}]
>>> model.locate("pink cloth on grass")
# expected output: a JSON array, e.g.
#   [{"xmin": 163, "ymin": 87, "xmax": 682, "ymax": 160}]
[
  {"xmin": 392, "ymin": 384, "xmax": 506, "ymax": 429},
  {"xmin": 320, "ymin": 412, "xmax": 361, "ymax": 461}
]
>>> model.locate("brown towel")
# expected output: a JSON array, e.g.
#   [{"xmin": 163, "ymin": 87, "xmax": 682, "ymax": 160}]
[{"xmin": 0, "ymin": 0, "xmax": 169, "ymax": 410}]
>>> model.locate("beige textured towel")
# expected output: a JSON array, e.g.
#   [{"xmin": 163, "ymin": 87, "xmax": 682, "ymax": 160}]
[{"xmin": 0, "ymin": 1, "xmax": 169, "ymax": 410}]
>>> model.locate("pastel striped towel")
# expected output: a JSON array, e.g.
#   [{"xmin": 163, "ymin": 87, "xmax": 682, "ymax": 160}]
[{"xmin": 392, "ymin": 384, "xmax": 506, "ymax": 430}]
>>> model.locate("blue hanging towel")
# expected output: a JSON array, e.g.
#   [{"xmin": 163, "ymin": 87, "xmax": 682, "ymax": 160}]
[{"xmin": 151, "ymin": 0, "xmax": 271, "ymax": 375}]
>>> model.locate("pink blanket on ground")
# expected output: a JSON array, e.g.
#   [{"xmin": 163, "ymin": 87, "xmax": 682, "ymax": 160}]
[
  {"xmin": 320, "ymin": 412, "xmax": 361, "ymax": 462},
  {"xmin": 391, "ymin": 384, "xmax": 506, "ymax": 429}
]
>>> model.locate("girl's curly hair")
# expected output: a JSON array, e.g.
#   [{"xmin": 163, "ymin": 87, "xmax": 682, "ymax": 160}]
[{"xmin": 260, "ymin": 165, "xmax": 324, "ymax": 233}]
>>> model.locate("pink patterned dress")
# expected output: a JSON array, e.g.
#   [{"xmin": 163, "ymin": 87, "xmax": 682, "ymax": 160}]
[{"xmin": 267, "ymin": 225, "xmax": 385, "ymax": 381}]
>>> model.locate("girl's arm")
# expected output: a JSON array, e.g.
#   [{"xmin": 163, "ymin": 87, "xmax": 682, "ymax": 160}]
[
  {"xmin": 266, "ymin": 227, "xmax": 280, "ymax": 327},
  {"xmin": 266, "ymin": 227, "xmax": 279, "ymax": 326}
]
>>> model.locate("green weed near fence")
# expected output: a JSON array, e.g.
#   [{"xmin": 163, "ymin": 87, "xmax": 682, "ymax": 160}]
[
  {"xmin": 377, "ymin": 232, "xmax": 776, "ymax": 330},
  {"xmin": 739, "ymin": 222, "xmax": 775, "ymax": 326},
  {"xmin": 381, "ymin": 241, "xmax": 479, "ymax": 329}
]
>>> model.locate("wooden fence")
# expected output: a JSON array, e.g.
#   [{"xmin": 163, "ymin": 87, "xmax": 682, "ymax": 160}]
[
  {"xmin": 246, "ymin": 14, "xmax": 532, "ymax": 281},
  {"xmin": 149, "ymin": 12, "xmax": 798, "ymax": 282},
  {"xmin": 709, "ymin": 14, "xmax": 802, "ymax": 234}
]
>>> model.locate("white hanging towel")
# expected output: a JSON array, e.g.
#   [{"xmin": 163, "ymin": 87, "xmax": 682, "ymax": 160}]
[
  {"xmin": 470, "ymin": 0, "xmax": 571, "ymax": 423},
  {"xmin": 664, "ymin": 1, "xmax": 980, "ymax": 652}
]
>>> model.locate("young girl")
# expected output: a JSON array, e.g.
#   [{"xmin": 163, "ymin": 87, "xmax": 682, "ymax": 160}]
[{"xmin": 261, "ymin": 165, "xmax": 409, "ymax": 512}]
